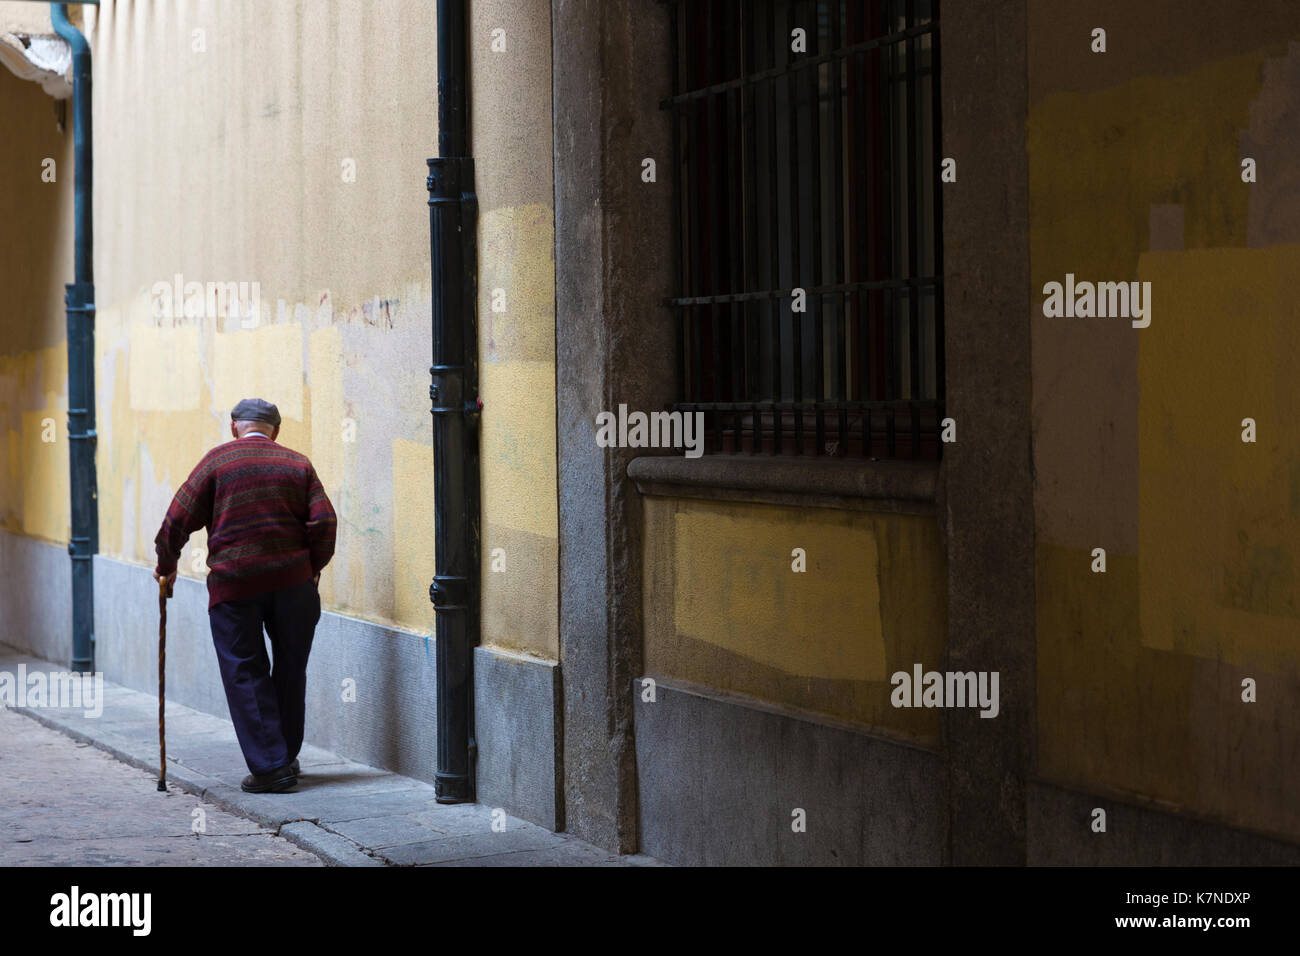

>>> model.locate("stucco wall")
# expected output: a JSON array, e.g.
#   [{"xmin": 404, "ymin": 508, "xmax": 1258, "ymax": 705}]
[
  {"xmin": 1029, "ymin": 1, "xmax": 1300, "ymax": 841},
  {"xmin": 642, "ymin": 495, "xmax": 948, "ymax": 742},
  {"xmin": 86, "ymin": 0, "xmax": 436, "ymax": 637},
  {"xmin": 0, "ymin": 1, "xmax": 61, "ymax": 37},
  {"xmin": 470, "ymin": 0, "xmax": 558, "ymax": 660},
  {"xmin": 0, "ymin": 60, "xmax": 74, "ymax": 543},
  {"xmin": 16, "ymin": 0, "xmax": 563, "ymax": 659}
]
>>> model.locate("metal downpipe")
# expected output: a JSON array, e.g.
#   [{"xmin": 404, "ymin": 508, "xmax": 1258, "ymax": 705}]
[
  {"xmin": 51, "ymin": 2, "xmax": 97, "ymax": 674},
  {"xmin": 427, "ymin": 0, "xmax": 479, "ymax": 804}
]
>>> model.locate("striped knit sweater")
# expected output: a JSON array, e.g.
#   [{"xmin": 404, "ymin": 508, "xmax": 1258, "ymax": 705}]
[{"xmin": 153, "ymin": 435, "xmax": 337, "ymax": 609}]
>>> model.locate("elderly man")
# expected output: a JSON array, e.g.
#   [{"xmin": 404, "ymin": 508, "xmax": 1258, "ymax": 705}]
[{"xmin": 153, "ymin": 398, "xmax": 337, "ymax": 793}]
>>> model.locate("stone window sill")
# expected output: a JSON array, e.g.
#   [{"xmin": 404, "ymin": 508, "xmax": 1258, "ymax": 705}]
[{"xmin": 626, "ymin": 453, "xmax": 941, "ymax": 515}]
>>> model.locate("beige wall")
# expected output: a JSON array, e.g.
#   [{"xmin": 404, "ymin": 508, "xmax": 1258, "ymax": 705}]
[
  {"xmin": 642, "ymin": 496, "xmax": 948, "ymax": 743},
  {"xmin": 88, "ymin": 0, "xmax": 440, "ymax": 635},
  {"xmin": 1, "ymin": 1, "xmax": 558, "ymax": 657},
  {"xmin": 0, "ymin": 61, "xmax": 74, "ymax": 541},
  {"xmin": 470, "ymin": 0, "xmax": 558, "ymax": 659},
  {"xmin": 0, "ymin": 1, "xmax": 64, "ymax": 38},
  {"xmin": 1029, "ymin": 1, "xmax": 1300, "ymax": 840}
]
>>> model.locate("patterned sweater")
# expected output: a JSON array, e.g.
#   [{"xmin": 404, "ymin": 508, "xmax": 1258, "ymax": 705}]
[{"xmin": 153, "ymin": 435, "xmax": 337, "ymax": 608}]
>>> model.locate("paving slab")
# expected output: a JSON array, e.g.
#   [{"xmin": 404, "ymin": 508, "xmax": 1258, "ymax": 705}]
[
  {"xmin": 422, "ymin": 844, "xmax": 645, "ymax": 867},
  {"xmin": 327, "ymin": 813, "xmax": 447, "ymax": 849},
  {"xmin": 280, "ymin": 821, "xmax": 386, "ymax": 867},
  {"xmin": 379, "ymin": 825, "xmax": 566, "ymax": 865}
]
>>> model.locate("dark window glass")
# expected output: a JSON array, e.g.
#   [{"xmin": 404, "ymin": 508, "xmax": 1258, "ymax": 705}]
[{"xmin": 666, "ymin": 0, "xmax": 943, "ymax": 459}]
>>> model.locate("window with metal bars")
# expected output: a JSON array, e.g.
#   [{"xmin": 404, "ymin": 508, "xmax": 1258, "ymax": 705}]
[{"xmin": 664, "ymin": 0, "xmax": 943, "ymax": 459}]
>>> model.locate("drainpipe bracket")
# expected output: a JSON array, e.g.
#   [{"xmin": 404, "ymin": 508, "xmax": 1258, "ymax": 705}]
[
  {"xmin": 426, "ymin": 156, "xmax": 473, "ymax": 203},
  {"xmin": 429, "ymin": 363, "xmax": 464, "ymax": 414},
  {"xmin": 430, "ymin": 573, "xmax": 470, "ymax": 611}
]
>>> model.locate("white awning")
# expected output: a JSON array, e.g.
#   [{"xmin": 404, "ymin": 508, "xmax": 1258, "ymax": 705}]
[
  {"xmin": 0, "ymin": 31, "xmax": 72, "ymax": 98},
  {"xmin": 0, "ymin": 1, "xmax": 77, "ymax": 98}
]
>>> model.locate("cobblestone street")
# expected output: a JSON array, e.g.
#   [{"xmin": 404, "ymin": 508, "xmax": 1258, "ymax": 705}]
[{"xmin": 0, "ymin": 708, "xmax": 323, "ymax": 866}]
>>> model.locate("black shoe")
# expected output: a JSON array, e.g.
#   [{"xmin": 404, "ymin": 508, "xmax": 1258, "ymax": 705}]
[
  {"xmin": 241, "ymin": 764, "xmax": 298, "ymax": 793},
  {"xmin": 289, "ymin": 758, "xmax": 301, "ymax": 776}
]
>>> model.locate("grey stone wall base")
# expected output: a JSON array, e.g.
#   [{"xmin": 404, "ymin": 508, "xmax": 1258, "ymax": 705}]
[
  {"xmin": 298, "ymin": 607, "xmax": 441, "ymax": 784},
  {"xmin": 634, "ymin": 678, "xmax": 944, "ymax": 866},
  {"xmin": 473, "ymin": 644, "xmax": 561, "ymax": 830},
  {"xmin": 94, "ymin": 552, "xmax": 229, "ymax": 715},
  {"xmin": 632, "ymin": 680, "xmax": 1300, "ymax": 866},
  {"xmin": 88, "ymin": 554, "xmax": 560, "ymax": 832},
  {"xmin": 92, "ymin": 553, "xmax": 442, "ymax": 782},
  {"xmin": 0, "ymin": 530, "xmax": 72, "ymax": 665},
  {"xmin": 1028, "ymin": 781, "xmax": 1300, "ymax": 865}
]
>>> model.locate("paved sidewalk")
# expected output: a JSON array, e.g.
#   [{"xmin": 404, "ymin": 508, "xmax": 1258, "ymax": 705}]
[{"xmin": 0, "ymin": 648, "xmax": 662, "ymax": 867}]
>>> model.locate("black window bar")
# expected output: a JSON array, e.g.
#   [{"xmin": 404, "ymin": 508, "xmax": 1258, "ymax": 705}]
[{"xmin": 663, "ymin": 0, "xmax": 944, "ymax": 460}]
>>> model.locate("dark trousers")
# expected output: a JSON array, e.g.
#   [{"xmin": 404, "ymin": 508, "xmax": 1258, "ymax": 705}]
[{"xmin": 208, "ymin": 578, "xmax": 320, "ymax": 776}]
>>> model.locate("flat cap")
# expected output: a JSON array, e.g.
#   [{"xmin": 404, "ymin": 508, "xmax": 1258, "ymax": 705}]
[{"xmin": 230, "ymin": 397, "xmax": 281, "ymax": 427}]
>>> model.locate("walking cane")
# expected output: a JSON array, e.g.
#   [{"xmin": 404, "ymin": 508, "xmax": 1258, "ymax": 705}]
[{"xmin": 157, "ymin": 575, "xmax": 172, "ymax": 792}]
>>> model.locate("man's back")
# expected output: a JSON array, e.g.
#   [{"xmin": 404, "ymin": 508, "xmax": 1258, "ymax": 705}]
[{"xmin": 154, "ymin": 435, "xmax": 336, "ymax": 608}]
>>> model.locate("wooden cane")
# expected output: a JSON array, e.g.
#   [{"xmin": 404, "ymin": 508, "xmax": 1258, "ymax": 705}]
[{"xmin": 157, "ymin": 576, "xmax": 172, "ymax": 791}]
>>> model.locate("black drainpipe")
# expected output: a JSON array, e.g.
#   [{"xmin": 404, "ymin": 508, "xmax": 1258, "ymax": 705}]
[
  {"xmin": 51, "ymin": 2, "xmax": 97, "ymax": 674},
  {"xmin": 427, "ymin": 0, "xmax": 479, "ymax": 804}
]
